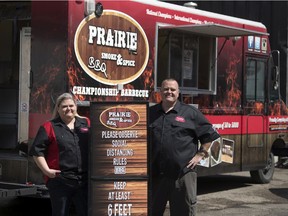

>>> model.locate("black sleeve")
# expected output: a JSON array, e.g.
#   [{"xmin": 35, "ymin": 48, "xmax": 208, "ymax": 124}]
[
  {"xmin": 29, "ymin": 126, "xmax": 50, "ymax": 157},
  {"xmin": 195, "ymin": 111, "xmax": 220, "ymax": 144}
]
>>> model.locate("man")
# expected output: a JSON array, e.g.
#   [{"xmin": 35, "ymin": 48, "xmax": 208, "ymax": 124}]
[{"xmin": 149, "ymin": 78, "xmax": 220, "ymax": 216}]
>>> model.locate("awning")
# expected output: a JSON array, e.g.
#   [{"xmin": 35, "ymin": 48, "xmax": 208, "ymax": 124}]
[{"xmin": 158, "ymin": 23, "xmax": 269, "ymax": 37}]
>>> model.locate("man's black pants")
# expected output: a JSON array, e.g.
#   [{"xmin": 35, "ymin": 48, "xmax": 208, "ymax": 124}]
[{"xmin": 152, "ymin": 171, "xmax": 197, "ymax": 216}]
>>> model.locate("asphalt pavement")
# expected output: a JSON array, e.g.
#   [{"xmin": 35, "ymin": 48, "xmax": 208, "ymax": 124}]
[{"xmin": 164, "ymin": 167, "xmax": 288, "ymax": 216}]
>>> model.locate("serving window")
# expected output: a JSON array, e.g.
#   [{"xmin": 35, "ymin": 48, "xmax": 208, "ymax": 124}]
[
  {"xmin": 155, "ymin": 23, "xmax": 269, "ymax": 95},
  {"xmin": 155, "ymin": 27, "xmax": 217, "ymax": 94}
]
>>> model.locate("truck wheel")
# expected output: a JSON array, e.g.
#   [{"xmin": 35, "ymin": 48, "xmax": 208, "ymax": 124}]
[{"xmin": 250, "ymin": 152, "xmax": 275, "ymax": 184}]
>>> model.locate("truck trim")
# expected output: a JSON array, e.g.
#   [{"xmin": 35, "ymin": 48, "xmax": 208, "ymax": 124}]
[{"xmin": 159, "ymin": 23, "xmax": 269, "ymax": 37}]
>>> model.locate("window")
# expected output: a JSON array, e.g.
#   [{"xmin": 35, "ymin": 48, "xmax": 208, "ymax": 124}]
[
  {"xmin": 245, "ymin": 58, "xmax": 266, "ymax": 102},
  {"xmin": 155, "ymin": 28, "xmax": 217, "ymax": 94}
]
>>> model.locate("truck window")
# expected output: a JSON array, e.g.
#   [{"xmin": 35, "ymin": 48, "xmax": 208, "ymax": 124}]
[
  {"xmin": 156, "ymin": 28, "xmax": 217, "ymax": 94},
  {"xmin": 245, "ymin": 58, "xmax": 266, "ymax": 102}
]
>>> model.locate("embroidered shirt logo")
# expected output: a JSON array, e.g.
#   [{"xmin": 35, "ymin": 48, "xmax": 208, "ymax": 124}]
[
  {"xmin": 80, "ymin": 127, "xmax": 89, "ymax": 133},
  {"xmin": 175, "ymin": 116, "xmax": 185, "ymax": 123}
]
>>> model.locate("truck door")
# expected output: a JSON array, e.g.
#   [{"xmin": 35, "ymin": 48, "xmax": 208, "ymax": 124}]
[
  {"xmin": 18, "ymin": 27, "xmax": 31, "ymax": 145},
  {"xmin": 242, "ymin": 57, "xmax": 268, "ymax": 170}
]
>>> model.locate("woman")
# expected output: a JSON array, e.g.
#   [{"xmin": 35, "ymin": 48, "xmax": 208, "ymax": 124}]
[{"xmin": 29, "ymin": 93, "xmax": 90, "ymax": 216}]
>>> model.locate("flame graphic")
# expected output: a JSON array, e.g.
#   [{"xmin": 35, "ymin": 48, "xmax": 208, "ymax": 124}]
[
  {"xmin": 151, "ymin": 92, "xmax": 161, "ymax": 103},
  {"xmin": 269, "ymin": 100, "xmax": 288, "ymax": 115},
  {"xmin": 198, "ymin": 54, "xmax": 242, "ymax": 114},
  {"xmin": 67, "ymin": 47, "xmax": 87, "ymax": 101},
  {"xmin": 142, "ymin": 59, "xmax": 154, "ymax": 89},
  {"xmin": 245, "ymin": 101, "xmax": 264, "ymax": 114},
  {"xmin": 31, "ymin": 45, "xmax": 64, "ymax": 113},
  {"xmin": 225, "ymin": 56, "xmax": 241, "ymax": 108},
  {"xmin": 31, "ymin": 82, "xmax": 51, "ymax": 113}
]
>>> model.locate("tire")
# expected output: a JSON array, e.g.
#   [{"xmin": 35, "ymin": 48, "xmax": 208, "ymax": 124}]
[{"xmin": 250, "ymin": 152, "xmax": 275, "ymax": 184}]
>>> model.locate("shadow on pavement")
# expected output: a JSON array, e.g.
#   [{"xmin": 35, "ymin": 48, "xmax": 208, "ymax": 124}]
[
  {"xmin": 269, "ymin": 188, "xmax": 288, "ymax": 200},
  {"xmin": 0, "ymin": 197, "xmax": 51, "ymax": 216},
  {"xmin": 197, "ymin": 174, "xmax": 253, "ymax": 195}
]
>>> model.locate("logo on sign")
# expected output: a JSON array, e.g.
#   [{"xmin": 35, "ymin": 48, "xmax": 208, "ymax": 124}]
[
  {"xmin": 100, "ymin": 106, "xmax": 140, "ymax": 130},
  {"xmin": 248, "ymin": 36, "xmax": 254, "ymax": 50},
  {"xmin": 254, "ymin": 36, "xmax": 260, "ymax": 50},
  {"xmin": 74, "ymin": 10, "xmax": 149, "ymax": 86},
  {"xmin": 262, "ymin": 38, "xmax": 267, "ymax": 52}
]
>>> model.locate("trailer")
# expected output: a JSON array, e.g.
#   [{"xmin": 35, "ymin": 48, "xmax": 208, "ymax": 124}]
[{"xmin": 0, "ymin": 0, "xmax": 287, "ymax": 203}]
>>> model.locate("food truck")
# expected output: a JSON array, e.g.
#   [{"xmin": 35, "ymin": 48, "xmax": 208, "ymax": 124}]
[{"xmin": 1, "ymin": 0, "xmax": 288, "ymax": 214}]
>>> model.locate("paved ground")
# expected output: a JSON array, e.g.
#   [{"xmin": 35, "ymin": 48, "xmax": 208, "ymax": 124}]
[{"xmin": 165, "ymin": 168, "xmax": 288, "ymax": 216}]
